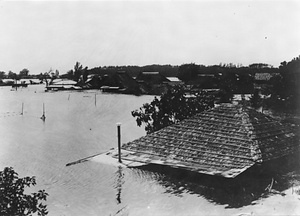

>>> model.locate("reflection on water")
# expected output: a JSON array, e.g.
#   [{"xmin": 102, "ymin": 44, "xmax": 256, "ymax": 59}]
[
  {"xmin": 115, "ymin": 166, "xmax": 124, "ymax": 204},
  {"xmin": 0, "ymin": 85, "xmax": 299, "ymax": 215},
  {"xmin": 133, "ymin": 152, "xmax": 300, "ymax": 208}
]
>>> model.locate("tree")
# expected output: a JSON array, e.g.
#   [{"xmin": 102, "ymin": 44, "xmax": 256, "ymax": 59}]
[
  {"xmin": 250, "ymin": 89, "xmax": 263, "ymax": 109},
  {"xmin": 64, "ymin": 70, "xmax": 74, "ymax": 80},
  {"xmin": 38, "ymin": 69, "xmax": 54, "ymax": 86},
  {"xmin": 82, "ymin": 67, "xmax": 88, "ymax": 83},
  {"xmin": 19, "ymin": 68, "xmax": 29, "ymax": 78},
  {"xmin": 77, "ymin": 67, "xmax": 89, "ymax": 86},
  {"xmin": 55, "ymin": 70, "xmax": 59, "ymax": 78},
  {"xmin": 74, "ymin": 62, "xmax": 84, "ymax": 82},
  {"xmin": 249, "ymin": 63, "xmax": 271, "ymax": 69},
  {"xmin": 8, "ymin": 71, "xmax": 18, "ymax": 80},
  {"xmin": 0, "ymin": 167, "xmax": 48, "ymax": 215},
  {"xmin": 178, "ymin": 63, "xmax": 201, "ymax": 82},
  {"xmin": 217, "ymin": 71, "xmax": 236, "ymax": 102},
  {"xmin": 0, "ymin": 71, "xmax": 6, "ymax": 79},
  {"xmin": 132, "ymin": 85, "xmax": 215, "ymax": 134},
  {"xmin": 266, "ymin": 55, "xmax": 300, "ymax": 112},
  {"xmin": 48, "ymin": 69, "xmax": 59, "ymax": 80}
]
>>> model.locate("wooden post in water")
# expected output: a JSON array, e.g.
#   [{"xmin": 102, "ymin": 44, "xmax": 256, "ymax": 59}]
[
  {"xmin": 41, "ymin": 103, "xmax": 46, "ymax": 121},
  {"xmin": 21, "ymin": 102, "xmax": 24, "ymax": 115},
  {"xmin": 117, "ymin": 123, "xmax": 122, "ymax": 163},
  {"xmin": 95, "ymin": 93, "xmax": 97, "ymax": 106}
]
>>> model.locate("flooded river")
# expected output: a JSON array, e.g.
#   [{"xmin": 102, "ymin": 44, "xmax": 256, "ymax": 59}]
[{"xmin": 0, "ymin": 84, "xmax": 299, "ymax": 215}]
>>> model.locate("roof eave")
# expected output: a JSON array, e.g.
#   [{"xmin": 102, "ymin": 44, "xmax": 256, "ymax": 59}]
[{"xmin": 110, "ymin": 149, "xmax": 255, "ymax": 178}]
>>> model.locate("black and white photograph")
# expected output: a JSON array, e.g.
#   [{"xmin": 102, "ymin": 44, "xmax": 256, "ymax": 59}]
[{"xmin": 0, "ymin": 0, "xmax": 299, "ymax": 215}]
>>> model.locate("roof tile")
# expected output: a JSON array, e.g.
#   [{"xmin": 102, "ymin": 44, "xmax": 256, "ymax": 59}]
[{"xmin": 121, "ymin": 104, "xmax": 299, "ymax": 178}]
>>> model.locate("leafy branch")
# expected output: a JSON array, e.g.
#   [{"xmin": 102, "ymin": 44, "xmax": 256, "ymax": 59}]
[{"xmin": 132, "ymin": 85, "xmax": 215, "ymax": 134}]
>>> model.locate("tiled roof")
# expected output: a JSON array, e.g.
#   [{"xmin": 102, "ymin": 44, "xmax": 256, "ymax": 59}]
[{"xmin": 121, "ymin": 104, "xmax": 299, "ymax": 178}]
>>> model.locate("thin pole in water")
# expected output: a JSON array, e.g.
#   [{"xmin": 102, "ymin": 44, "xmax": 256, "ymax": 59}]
[
  {"xmin": 21, "ymin": 102, "xmax": 24, "ymax": 115},
  {"xmin": 41, "ymin": 103, "xmax": 46, "ymax": 121},
  {"xmin": 95, "ymin": 93, "xmax": 97, "ymax": 106},
  {"xmin": 68, "ymin": 94, "xmax": 70, "ymax": 101},
  {"xmin": 117, "ymin": 123, "xmax": 122, "ymax": 163}
]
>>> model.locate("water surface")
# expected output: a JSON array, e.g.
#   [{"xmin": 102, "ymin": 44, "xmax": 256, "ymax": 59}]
[{"xmin": 0, "ymin": 85, "xmax": 299, "ymax": 216}]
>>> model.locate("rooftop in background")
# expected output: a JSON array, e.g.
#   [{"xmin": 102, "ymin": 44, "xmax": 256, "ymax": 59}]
[
  {"xmin": 254, "ymin": 72, "xmax": 280, "ymax": 81},
  {"xmin": 166, "ymin": 77, "xmax": 182, "ymax": 82},
  {"xmin": 135, "ymin": 71, "xmax": 170, "ymax": 85},
  {"xmin": 141, "ymin": 72, "xmax": 160, "ymax": 75},
  {"xmin": 51, "ymin": 79, "xmax": 77, "ymax": 85},
  {"xmin": 119, "ymin": 104, "xmax": 299, "ymax": 178}
]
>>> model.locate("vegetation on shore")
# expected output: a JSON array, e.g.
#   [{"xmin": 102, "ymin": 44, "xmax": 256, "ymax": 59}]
[
  {"xmin": 0, "ymin": 55, "xmax": 299, "ymax": 113},
  {"xmin": 130, "ymin": 55, "xmax": 300, "ymax": 133}
]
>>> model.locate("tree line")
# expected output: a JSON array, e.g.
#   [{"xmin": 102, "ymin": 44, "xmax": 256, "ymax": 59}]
[
  {"xmin": 131, "ymin": 55, "xmax": 300, "ymax": 134},
  {"xmin": 0, "ymin": 69, "xmax": 31, "ymax": 80},
  {"xmin": 1, "ymin": 55, "xmax": 299, "ymax": 113},
  {"xmin": 263, "ymin": 56, "xmax": 300, "ymax": 112}
]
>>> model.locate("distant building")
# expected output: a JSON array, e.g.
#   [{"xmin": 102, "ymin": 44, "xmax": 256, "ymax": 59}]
[
  {"xmin": 254, "ymin": 72, "xmax": 280, "ymax": 91},
  {"xmin": 101, "ymin": 71, "xmax": 141, "ymax": 94},
  {"xmin": 254, "ymin": 73, "xmax": 278, "ymax": 82},
  {"xmin": 135, "ymin": 72, "xmax": 170, "ymax": 95},
  {"xmin": 82, "ymin": 74, "xmax": 102, "ymax": 89},
  {"xmin": 135, "ymin": 72, "xmax": 170, "ymax": 85},
  {"xmin": 166, "ymin": 77, "xmax": 184, "ymax": 86},
  {"xmin": 46, "ymin": 79, "xmax": 80, "ymax": 91},
  {"xmin": 186, "ymin": 73, "xmax": 218, "ymax": 89}
]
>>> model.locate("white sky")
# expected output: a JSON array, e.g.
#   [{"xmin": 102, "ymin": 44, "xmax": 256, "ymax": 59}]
[{"xmin": 0, "ymin": 0, "xmax": 299, "ymax": 74}]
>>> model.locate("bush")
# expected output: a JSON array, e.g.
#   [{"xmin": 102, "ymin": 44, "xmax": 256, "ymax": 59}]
[{"xmin": 0, "ymin": 167, "xmax": 48, "ymax": 216}]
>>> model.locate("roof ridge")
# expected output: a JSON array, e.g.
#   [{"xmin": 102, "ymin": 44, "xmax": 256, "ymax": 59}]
[
  {"xmin": 237, "ymin": 106, "xmax": 264, "ymax": 162},
  {"xmin": 195, "ymin": 104, "xmax": 264, "ymax": 163}
]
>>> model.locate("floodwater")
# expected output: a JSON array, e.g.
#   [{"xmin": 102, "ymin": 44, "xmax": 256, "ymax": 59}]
[{"xmin": 0, "ymin": 84, "xmax": 299, "ymax": 216}]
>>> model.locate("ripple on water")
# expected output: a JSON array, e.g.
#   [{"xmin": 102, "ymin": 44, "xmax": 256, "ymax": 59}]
[{"xmin": 1, "ymin": 86, "xmax": 300, "ymax": 215}]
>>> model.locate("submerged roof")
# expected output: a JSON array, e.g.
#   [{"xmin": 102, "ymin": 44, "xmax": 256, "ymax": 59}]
[{"xmin": 121, "ymin": 104, "xmax": 299, "ymax": 178}]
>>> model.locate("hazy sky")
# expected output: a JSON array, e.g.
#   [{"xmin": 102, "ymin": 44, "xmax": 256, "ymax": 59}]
[{"xmin": 0, "ymin": 0, "xmax": 299, "ymax": 74}]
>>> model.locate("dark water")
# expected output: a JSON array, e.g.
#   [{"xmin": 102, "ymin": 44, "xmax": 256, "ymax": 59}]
[{"xmin": 0, "ymin": 85, "xmax": 299, "ymax": 216}]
